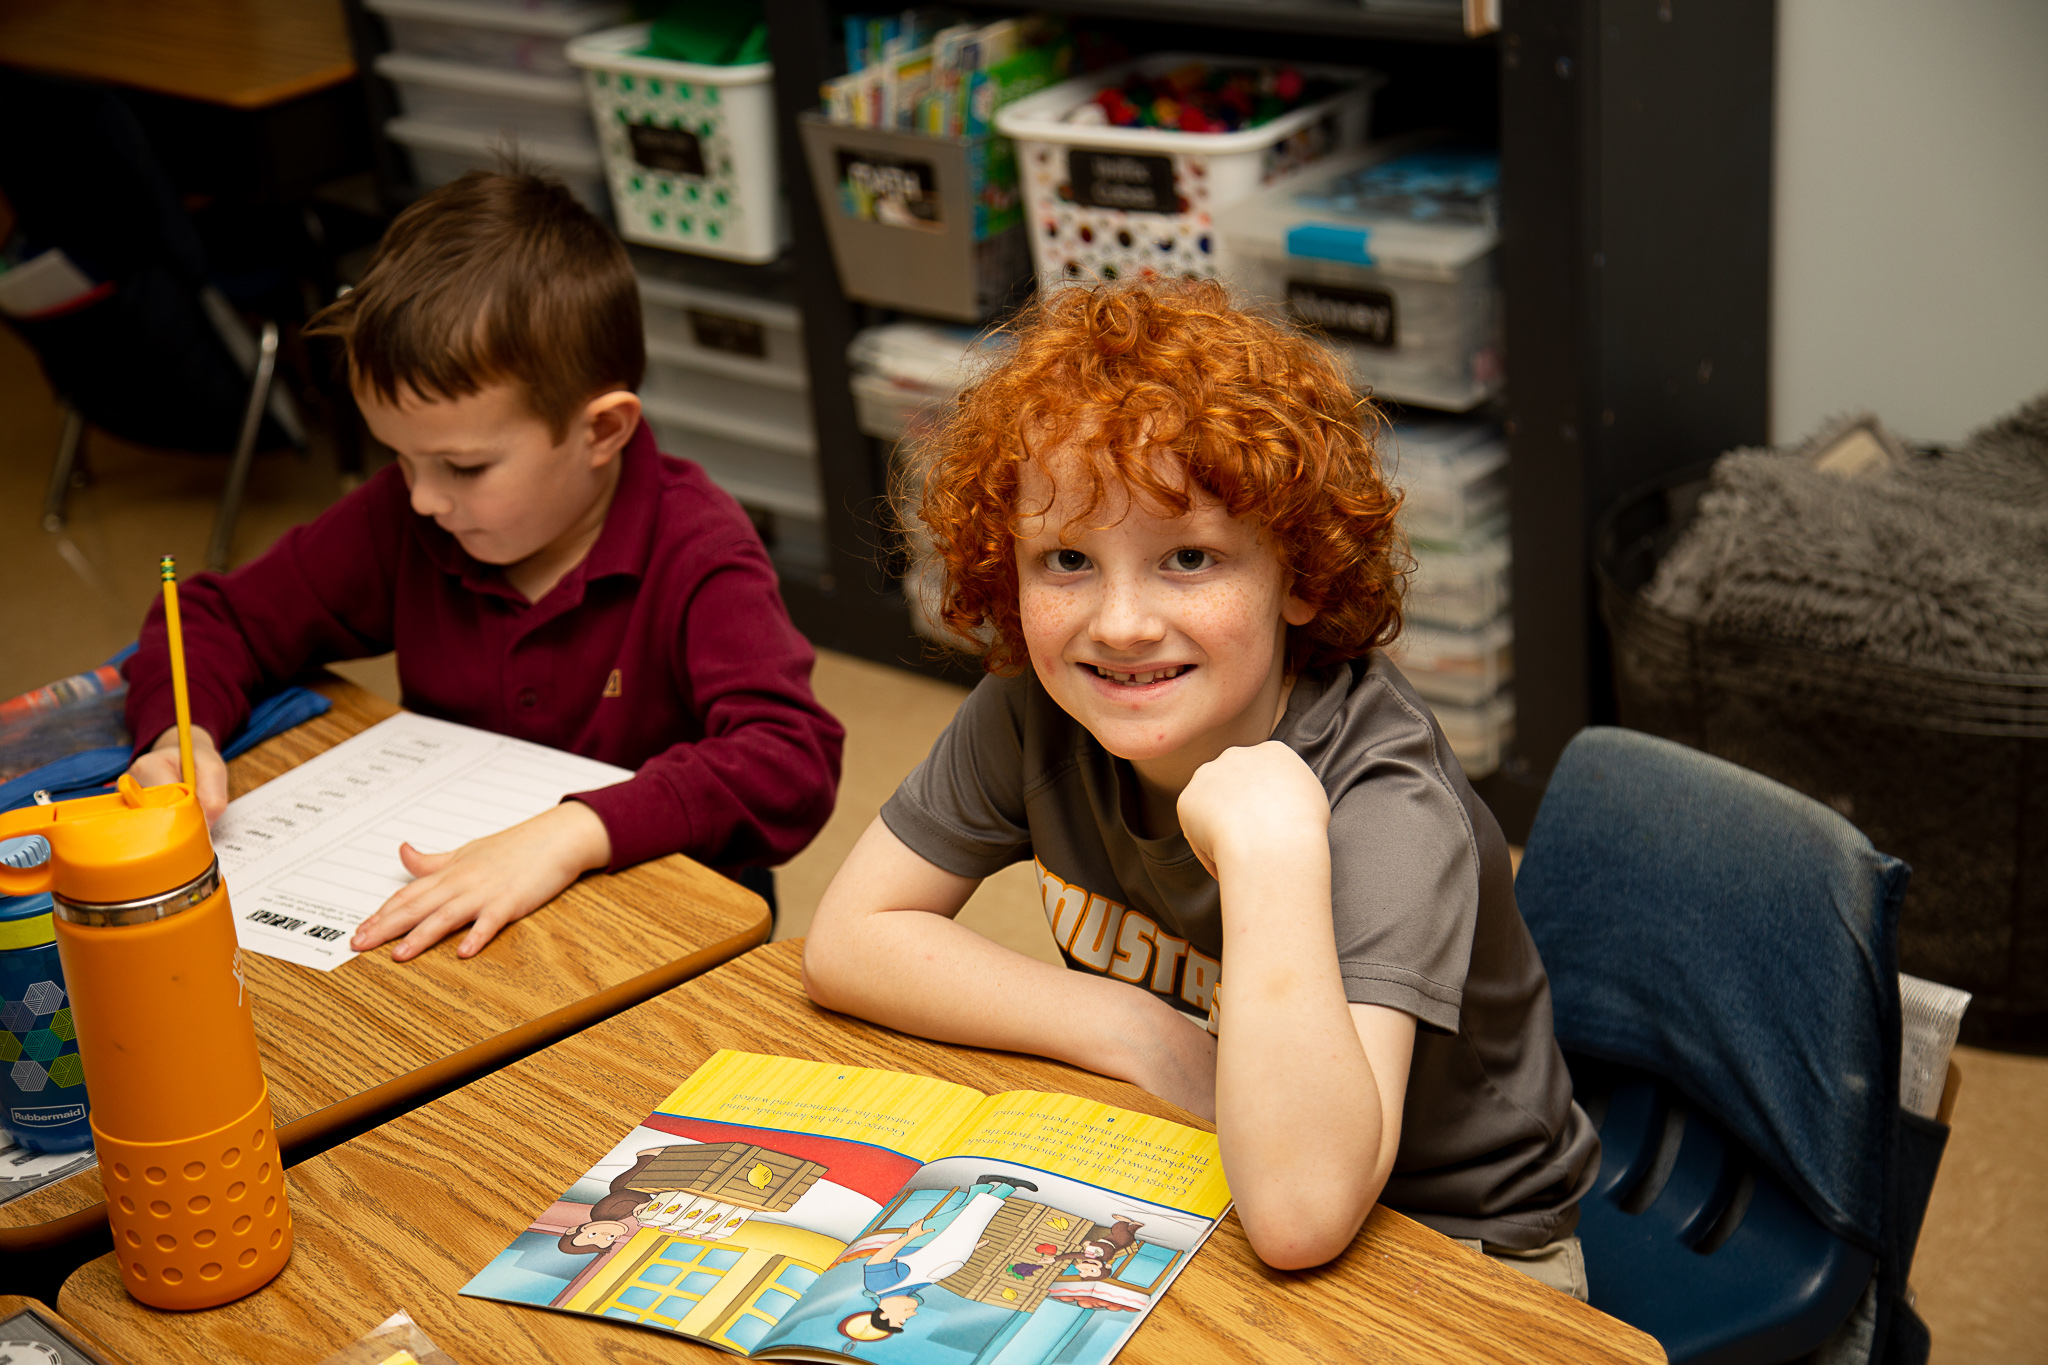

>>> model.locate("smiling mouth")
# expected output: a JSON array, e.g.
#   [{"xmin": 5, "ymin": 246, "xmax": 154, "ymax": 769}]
[{"xmin": 1089, "ymin": 664, "xmax": 1192, "ymax": 686}]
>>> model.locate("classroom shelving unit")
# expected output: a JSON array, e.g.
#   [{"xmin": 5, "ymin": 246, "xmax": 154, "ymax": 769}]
[
  {"xmin": 759, "ymin": 0, "xmax": 1772, "ymax": 839},
  {"xmin": 346, "ymin": 0, "xmax": 1774, "ymax": 840}
]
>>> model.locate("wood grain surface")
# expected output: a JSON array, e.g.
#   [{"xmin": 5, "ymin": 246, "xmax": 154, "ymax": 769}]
[
  {"xmin": 60, "ymin": 940, "xmax": 1664, "ymax": 1365},
  {"xmin": 0, "ymin": 0, "xmax": 354, "ymax": 109},
  {"xmin": 0, "ymin": 676, "xmax": 770, "ymax": 1251}
]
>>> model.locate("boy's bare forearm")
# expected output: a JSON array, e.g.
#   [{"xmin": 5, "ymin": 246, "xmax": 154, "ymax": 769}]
[
  {"xmin": 1212, "ymin": 832, "xmax": 1389, "ymax": 1267},
  {"xmin": 808, "ymin": 903, "xmax": 1193, "ymax": 1094}
]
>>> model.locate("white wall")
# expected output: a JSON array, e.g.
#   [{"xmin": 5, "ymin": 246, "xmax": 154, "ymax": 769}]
[{"xmin": 1773, "ymin": 0, "xmax": 2048, "ymax": 445}]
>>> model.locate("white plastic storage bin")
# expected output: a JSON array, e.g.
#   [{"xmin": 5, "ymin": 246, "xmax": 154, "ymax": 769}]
[
  {"xmin": 1218, "ymin": 146, "xmax": 1501, "ymax": 412},
  {"xmin": 1409, "ymin": 531, "xmax": 1510, "ymax": 632},
  {"xmin": 638, "ymin": 276, "xmax": 806, "ymax": 383},
  {"xmin": 643, "ymin": 398, "xmax": 821, "ymax": 523},
  {"xmin": 996, "ymin": 54, "xmax": 1380, "ymax": 290},
  {"xmin": 374, "ymin": 52, "xmax": 596, "ymax": 149},
  {"xmin": 643, "ymin": 349, "xmax": 812, "ymax": 453},
  {"xmin": 846, "ymin": 322, "xmax": 1005, "ymax": 442},
  {"xmin": 367, "ymin": 0, "xmax": 626, "ymax": 78},
  {"xmin": 1386, "ymin": 418, "xmax": 1508, "ymax": 544},
  {"xmin": 1385, "ymin": 619, "xmax": 1512, "ymax": 707},
  {"xmin": 851, "ymin": 371, "xmax": 949, "ymax": 443},
  {"xmin": 568, "ymin": 24, "xmax": 785, "ymax": 262},
  {"xmin": 1432, "ymin": 692, "xmax": 1515, "ymax": 780},
  {"xmin": 385, "ymin": 116, "xmax": 607, "ymax": 212}
]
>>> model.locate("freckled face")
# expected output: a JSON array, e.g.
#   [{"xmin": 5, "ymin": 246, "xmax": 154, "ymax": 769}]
[{"xmin": 1014, "ymin": 453, "xmax": 1315, "ymax": 778}]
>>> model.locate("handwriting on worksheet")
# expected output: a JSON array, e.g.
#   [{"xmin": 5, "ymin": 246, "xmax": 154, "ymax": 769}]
[{"xmin": 213, "ymin": 712, "xmax": 631, "ymax": 971}]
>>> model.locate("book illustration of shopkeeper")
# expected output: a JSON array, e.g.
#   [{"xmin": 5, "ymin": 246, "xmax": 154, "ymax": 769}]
[
  {"xmin": 1006, "ymin": 1218, "xmax": 1144, "ymax": 1283},
  {"xmin": 559, "ymin": 1143, "xmax": 828, "ymax": 1256},
  {"xmin": 838, "ymin": 1176, "xmax": 1041, "ymax": 1342}
]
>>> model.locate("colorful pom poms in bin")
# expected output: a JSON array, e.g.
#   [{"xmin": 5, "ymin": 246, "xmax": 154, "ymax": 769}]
[{"xmin": 1080, "ymin": 63, "xmax": 1338, "ymax": 133}]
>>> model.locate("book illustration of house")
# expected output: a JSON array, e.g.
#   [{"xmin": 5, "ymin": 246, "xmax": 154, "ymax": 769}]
[
  {"xmin": 551, "ymin": 1142, "xmax": 840, "ymax": 1351},
  {"xmin": 621, "ymin": 1141, "xmax": 828, "ymax": 1213}
]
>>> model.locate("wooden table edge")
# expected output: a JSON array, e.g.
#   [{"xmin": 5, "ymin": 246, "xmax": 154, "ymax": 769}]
[
  {"xmin": 0, "ymin": 909, "xmax": 768, "ymax": 1257},
  {"xmin": 0, "ymin": 54, "xmax": 358, "ymax": 110}
]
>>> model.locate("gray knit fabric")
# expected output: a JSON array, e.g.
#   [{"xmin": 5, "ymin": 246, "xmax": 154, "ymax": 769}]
[{"xmin": 1644, "ymin": 392, "xmax": 2048, "ymax": 676}]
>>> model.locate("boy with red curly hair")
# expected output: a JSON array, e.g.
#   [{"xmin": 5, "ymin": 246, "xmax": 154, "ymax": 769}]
[{"xmin": 804, "ymin": 280, "xmax": 1596, "ymax": 1291}]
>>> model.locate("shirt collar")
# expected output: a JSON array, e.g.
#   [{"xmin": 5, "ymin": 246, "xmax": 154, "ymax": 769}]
[{"xmin": 413, "ymin": 418, "xmax": 661, "ymax": 602}]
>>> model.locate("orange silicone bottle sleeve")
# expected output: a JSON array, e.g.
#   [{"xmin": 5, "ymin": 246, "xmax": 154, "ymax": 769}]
[{"xmin": 1, "ymin": 782, "xmax": 295, "ymax": 1310}]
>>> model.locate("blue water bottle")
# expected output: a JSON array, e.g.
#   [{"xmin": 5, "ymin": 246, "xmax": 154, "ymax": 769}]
[{"xmin": 0, "ymin": 835, "xmax": 92, "ymax": 1153}]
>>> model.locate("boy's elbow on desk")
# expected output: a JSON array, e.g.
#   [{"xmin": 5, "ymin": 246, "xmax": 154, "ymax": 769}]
[{"xmin": 1235, "ymin": 1184, "xmax": 1381, "ymax": 1271}]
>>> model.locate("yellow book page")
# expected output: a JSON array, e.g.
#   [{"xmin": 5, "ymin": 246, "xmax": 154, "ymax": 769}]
[
  {"xmin": 654, "ymin": 1050, "xmax": 989, "ymax": 1163},
  {"xmin": 936, "ymin": 1091, "xmax": 1232, "ymax": 1219}
]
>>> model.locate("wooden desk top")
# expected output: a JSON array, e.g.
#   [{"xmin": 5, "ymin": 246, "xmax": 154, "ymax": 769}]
[
  {"xmin": 1, "ymin": 676, "xmax": 770, "ymax": 1251},
  {"xmin": 60, "ymin": 940, "xmax": 1664, "ymax": 1365},
  {"xmin": 0, "ymin": 0, "xmax": 355, "ymax": 110}
]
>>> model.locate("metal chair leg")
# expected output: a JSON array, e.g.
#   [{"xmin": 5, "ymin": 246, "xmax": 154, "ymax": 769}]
[
  {"xmin": 200, "ymin": 286, "xmax": 306, "ymax": 447},
  {"xmin": 207, "ymin": 321, "xmax": 278, "ymax": 573},
  {"xmin": 40, "ymin": 404, "xmax": 86, "ymax": 533}
]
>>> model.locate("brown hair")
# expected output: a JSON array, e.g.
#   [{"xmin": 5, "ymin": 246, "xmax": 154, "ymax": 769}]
[
  {"xmin": 910, "ymin": 278, "xmax": 1407, "ymax": 676},
  {"xmin": 308, "ymin": 167, "xmax": 643, "ymax": 439}
]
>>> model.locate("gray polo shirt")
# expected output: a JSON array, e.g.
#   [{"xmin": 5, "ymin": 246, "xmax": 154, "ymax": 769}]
[{"xmin": 880, "ymin": 652, "xmax": 1599, "ymax": 1249}]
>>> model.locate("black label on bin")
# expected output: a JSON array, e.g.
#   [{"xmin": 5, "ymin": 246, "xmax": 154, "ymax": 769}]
[
  {"xmin": 1287, "ymin": 279, "xmax": 1398, "ymax": 349},
  {"xmin": 628, "ymin": 122, "xmax": 707, "ymax": 177},
  {"xmin": 688, "ymin": 309, "xmax": 767, "ymax": 358},
  {"xmin": 836, "ymin": 150, "xmax": 943, "ymax": 230},
  {"xmin": 1069, "ymin": 151, "xmax": 1177, "ymax": 214}
]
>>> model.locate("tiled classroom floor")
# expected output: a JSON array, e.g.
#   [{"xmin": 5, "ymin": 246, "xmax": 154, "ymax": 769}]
[{"xmin": 2, "ymin": 325, "xmax": 2041, "ymax": 1358}]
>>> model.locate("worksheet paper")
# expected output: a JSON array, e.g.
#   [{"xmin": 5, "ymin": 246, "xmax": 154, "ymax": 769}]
[{"xmin": 212, "ymin": 712, "xmax": 632, "ymax": 971}]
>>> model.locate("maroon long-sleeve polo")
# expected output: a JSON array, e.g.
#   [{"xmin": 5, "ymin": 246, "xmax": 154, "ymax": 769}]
[{"xmin": 126, "ymin": 421, "xmax": 843, "ymax": 873}]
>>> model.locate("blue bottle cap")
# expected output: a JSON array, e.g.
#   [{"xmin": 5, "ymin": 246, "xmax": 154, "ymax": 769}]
[{"xmin": 0, "ymin": 836, "xmax": 55, "ymax": 941}]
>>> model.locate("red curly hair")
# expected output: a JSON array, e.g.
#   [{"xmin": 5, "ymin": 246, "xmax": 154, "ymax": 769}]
[{"xmin": 912, "ymin": 277, "xmax": 1406, "ymax": 675}]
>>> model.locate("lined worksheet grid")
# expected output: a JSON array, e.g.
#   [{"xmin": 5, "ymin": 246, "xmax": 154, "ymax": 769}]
[{"xmin": 213, "ymin": 714, "xmax": 632, "ymax": 970}]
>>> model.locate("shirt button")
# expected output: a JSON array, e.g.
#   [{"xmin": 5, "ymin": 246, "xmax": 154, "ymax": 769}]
[{"xmin": 518, "ymin": 688, "xmax": 539, "ymax": 710}]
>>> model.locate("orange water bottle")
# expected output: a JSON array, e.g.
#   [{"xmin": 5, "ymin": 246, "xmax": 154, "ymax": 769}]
[{"xmin": 0, "ymin": 777, "xmax": 291, "ymax": 1308}]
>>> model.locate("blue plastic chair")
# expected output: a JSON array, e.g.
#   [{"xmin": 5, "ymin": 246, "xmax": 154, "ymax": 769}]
[{"xmin": 1516, "ymin": 728, "xmax": 1930, "ymax": 1364}]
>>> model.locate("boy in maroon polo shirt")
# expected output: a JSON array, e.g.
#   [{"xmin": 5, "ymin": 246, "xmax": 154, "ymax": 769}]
[{"xmin": 124, "ymin": 169, "xmax": 843, "ymax": 963}]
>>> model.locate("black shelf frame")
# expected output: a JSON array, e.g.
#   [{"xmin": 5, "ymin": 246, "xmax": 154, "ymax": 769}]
[{"xmin": 763, "ymin": 0, "xmax": 1773, "ymax": 839}]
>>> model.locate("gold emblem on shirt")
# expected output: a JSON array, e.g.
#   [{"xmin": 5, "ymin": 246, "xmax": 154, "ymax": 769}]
[
  {"xmin": 602, "ymin": 668, "xmax": 623, "ymax": 698},
  {"xmin": 1035, "ymin": 858, "xmax": 1220, "ymax": 1028}
]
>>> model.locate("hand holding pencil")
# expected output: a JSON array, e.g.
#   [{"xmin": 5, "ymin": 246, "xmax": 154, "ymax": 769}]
[{"xmin": 126, "ymin": 555, "xmax": 232, "ymax": 822}]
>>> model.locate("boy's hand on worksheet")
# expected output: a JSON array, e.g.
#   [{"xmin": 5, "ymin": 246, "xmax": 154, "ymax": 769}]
[
  {"xmin": 130, "ymin": 725, "xmax": 230, "ymax": 823},
  {"xmin": 350, "ymin": 800, "xmax": 613, "ymax": 962}
]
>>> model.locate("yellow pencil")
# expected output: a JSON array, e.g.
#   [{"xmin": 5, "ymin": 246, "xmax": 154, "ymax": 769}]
[{"xmin": 160, "ymin": 555, "xmax": 197, "ymax": 791}]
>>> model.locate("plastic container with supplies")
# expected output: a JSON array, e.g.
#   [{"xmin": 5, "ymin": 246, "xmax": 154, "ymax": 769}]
[
  {"xmin": 0, "ymin": 837, "xmax": 91, "ymax": 1155},
  {"xmin": 1218, "ymin": 146, "xmax": 1501, "ymax": 412},
  {"xmin": 1, "ymin": 663, "xmax": 127, "ymax": 783},
  {"xmin": 642, "ymin": 353, "xmax": 812, "ymax": 453},
  {"xmin": 385, "ymin": 116, "xmax": 609, "ymax": 213},
  {"xmin": 366, "ymin": 0, "xmax": 626, "ymax": 78},
  {"xmin": 1385, "ymin": 618, "xmax": 1513, "ymax": 707},
  {"xmin": 1409, "ymin": 530, "xmax": 1510, "ymax": 632},
  {"xmin": 373, "ymin": 51, "xmax": 598, "ymax": 149},
  {"xmin": 568, "ymin": 23, "xmax": 785, "ymax": 262},
  {"xmin": 846, "ymin": 321, "xmax": 1008, "ymax": 441},
  {"xmin": 1386, "ymin": 417, "xmax": 1508, "ymax": 544},
  {"xmin": 798, "ymin": 117, "xmax": 1031, "ymax": 322},
  {"xmin": 642, "ymin": 403, "xmax": 820, "ymax": 522},
  {"xmin": 996, "ymin": 54, "xmax": 1379, "ymax": 290},
  {"xmin": 0, "ymin": 778, "xmax": 291, "ymax": 1309},
  {"xmin": 1432, "ymin": 692, "xmax": 1515, "ymax": 780},
  {"xmin": 638, "ymin": 275, "xmax": 807, "ymax": 382}
]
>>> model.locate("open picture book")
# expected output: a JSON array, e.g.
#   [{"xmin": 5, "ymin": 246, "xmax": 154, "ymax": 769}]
[{"xmin": 462, "ymin": 1050, "xmax": 1232, "ymax": 1363}]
